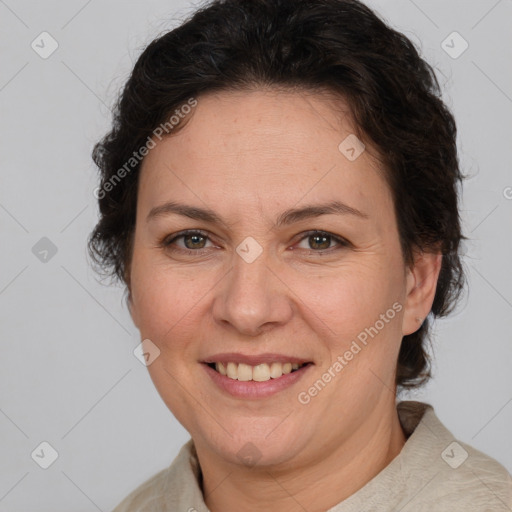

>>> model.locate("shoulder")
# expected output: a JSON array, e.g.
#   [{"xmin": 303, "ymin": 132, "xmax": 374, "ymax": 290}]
[
  {"xmin": 110, "ymin": 463, "xmax": 173, "ymax": 512},
  {"xmin": 397, "ymin": 401, "xmax": 512, "ymax": 511},
  {"xmin": 110, "ymin": 439, "xmax": 204, "ymax": 512},
  {"xmin": 435, "ymin": 439, "xmax": 512, "ymax": 510}
]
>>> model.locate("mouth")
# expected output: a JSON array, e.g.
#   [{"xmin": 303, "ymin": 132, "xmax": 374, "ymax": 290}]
[
  {"xmin": 201, "ymin": 353, "xmax": 313, "ymax": 398},
  {"xmin": 205, "ymin": 361, "xmax": 310, "ymax": 382}
]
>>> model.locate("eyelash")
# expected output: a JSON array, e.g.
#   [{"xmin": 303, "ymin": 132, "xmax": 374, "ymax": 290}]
[{"xmin": 159, "ymin": 229, "xmax": 350, "ymax": 256}]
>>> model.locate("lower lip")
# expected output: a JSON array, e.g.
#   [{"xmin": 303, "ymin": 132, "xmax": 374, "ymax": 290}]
[{"xmin": 202, "ymin": 363, "xmax": 312, "ymax": 399}]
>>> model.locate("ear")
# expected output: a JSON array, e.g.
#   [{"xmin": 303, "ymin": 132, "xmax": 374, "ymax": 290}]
[
  {"xmin": 402, "ymin": 247, "xmax": 442, "ymax": 336},
  {"xmin": 124, "ymin": 262, "xmax": 140, "ymax": 328},
  {"xmin": 125, "ymin": 286, "xmax": 140, "ymax": 329}
]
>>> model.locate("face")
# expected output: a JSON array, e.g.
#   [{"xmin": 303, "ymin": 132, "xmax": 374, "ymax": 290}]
[{"xmin": 128, "ymin": 88, "xmax": 436, "ymax": 470}]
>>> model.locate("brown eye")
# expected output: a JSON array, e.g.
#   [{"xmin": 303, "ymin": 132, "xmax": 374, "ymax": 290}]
[
  {"xmin": 182, "ymin": 233, "xmax": 207, "ymax": 249},
  {"xmin": 295, "ymin": 231, "xmax": 349, "ymax": 252},
  {"xmin": 162, "ymin": 230, "xmax": 213, "ymax": 252},
  {"xmin": 308, "ymin": 233, "xmax": 332, "ymax": 250}
]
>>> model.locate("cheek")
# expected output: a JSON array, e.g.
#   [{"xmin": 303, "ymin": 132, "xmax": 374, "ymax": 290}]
[
  {"xmin": 133, "ymin": 273, "xmax": 209, "ymax": 342},
  {"xmin": 130, "ymin": 263, "xmax": 216, "ymax": 424},
  {"xmin": 296, "ymin": 262, "xmax": 403, "ymax": 335},
  {"xmin": 297, "ymin": 264, "xmax": 405, "ymax": 390}
]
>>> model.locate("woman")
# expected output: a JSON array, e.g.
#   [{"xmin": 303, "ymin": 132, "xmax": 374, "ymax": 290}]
[{"xmin": 88, "ymin": 0, "xmax": 512, "ymax": 510}]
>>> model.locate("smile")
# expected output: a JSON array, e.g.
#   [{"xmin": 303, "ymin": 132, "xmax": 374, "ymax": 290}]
[{"xmin": 208, "ymin": 361, "xmax": 307, "ymax": 381}]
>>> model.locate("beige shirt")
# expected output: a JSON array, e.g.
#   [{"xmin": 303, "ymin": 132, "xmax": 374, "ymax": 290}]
[{"xmin": 111, "ymin": 401, "xmax": 512, "ymax": 511}]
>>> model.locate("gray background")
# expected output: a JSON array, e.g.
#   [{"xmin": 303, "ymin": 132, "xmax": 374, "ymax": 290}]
[{"xmin": 0, "ymin": 0, "xmax": 511, "ymax": 510}]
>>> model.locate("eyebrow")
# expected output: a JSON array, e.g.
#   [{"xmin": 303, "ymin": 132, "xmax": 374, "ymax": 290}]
[{"xmin": 146, "ymin": 199, "xmax": 369, "ymax": 226}]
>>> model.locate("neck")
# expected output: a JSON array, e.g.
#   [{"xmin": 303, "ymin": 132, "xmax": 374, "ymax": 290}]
[{"xmin": 197, "ymin": 400, "xmax": 407, "ymax": 512}]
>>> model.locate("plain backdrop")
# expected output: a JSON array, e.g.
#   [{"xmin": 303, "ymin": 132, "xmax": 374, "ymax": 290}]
[{"xmin": 1, "ymin": 0, "xmax": 511, "ymax": 510}]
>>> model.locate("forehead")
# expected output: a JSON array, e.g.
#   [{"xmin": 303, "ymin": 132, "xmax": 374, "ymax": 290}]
[
  {"xmin": 151, "ymin": 88, "xmax": 359, "ymax": 163},
  {"xmin": 138, "ymin": 88, "xmax": 392, "ymax": 223}
]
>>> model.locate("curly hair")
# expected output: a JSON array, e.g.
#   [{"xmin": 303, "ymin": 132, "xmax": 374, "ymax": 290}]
[{"xmin": 88, "ymin": 0, "xmax": 466, "ymax": 389}]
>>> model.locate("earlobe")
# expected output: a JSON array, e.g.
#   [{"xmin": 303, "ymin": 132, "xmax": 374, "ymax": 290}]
[
  {"xmin": 126, "ymin": 289, "xmax": 139, "ymax": 328},
  {"xmin": 402, "ymin": 249, "xmax": 442, "ymax": 336}
]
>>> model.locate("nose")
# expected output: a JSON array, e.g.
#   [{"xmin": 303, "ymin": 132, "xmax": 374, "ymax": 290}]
[{"xmin": 212, "ymin": 247, "xmax": 293, "ymax": 337}]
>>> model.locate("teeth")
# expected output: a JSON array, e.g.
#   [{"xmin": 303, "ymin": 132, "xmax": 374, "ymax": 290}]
[
  {"xmin": 237, "ymin": 363, "xmax": 252, "ymax": 381},
  {"xmin": 214, "ymin": 361, "xmax": 304, "ymax": 381},
  {"xmin": 269, "ymin": 362, "xmax": 282, "ymax": 379},
  {"xmin": 253, "ymin": 363, "xmax": 270, "ymax": 381},
  {"xmin": 217, "ymin": 362, "xmax": 227, "ymax": 376},
  {"xmin": 226, "ymin": 362, "xmax": 238, "ymax": 379}
]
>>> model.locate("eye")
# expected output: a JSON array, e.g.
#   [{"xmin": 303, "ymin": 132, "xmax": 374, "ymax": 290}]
[
  {"xmin": 161, "ymin": 230, "xmax": 214, "ymax": 252},
  {"xmin": 294, "ymin": 230, "xmax": 350, "ymax": 253},
  {"xmin": 159, "ymin": 229, "xmax": 350, "ymax": 256}
]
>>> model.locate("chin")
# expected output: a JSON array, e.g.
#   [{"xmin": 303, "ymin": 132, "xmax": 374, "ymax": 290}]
[{"xmin": 199, "ymin": 417, "xmax": 311, "ymax": 469}]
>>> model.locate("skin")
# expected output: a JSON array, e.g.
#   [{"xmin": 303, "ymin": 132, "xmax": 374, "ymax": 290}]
[{"xmin": 127, "ymin": 88, "xmax": 442, "ymax": 512}]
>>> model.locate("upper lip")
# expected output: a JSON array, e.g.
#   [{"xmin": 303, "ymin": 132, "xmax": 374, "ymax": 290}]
[{"xmin": 201, "ymin": 352, "xmax": 311, "ymax": 366}]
